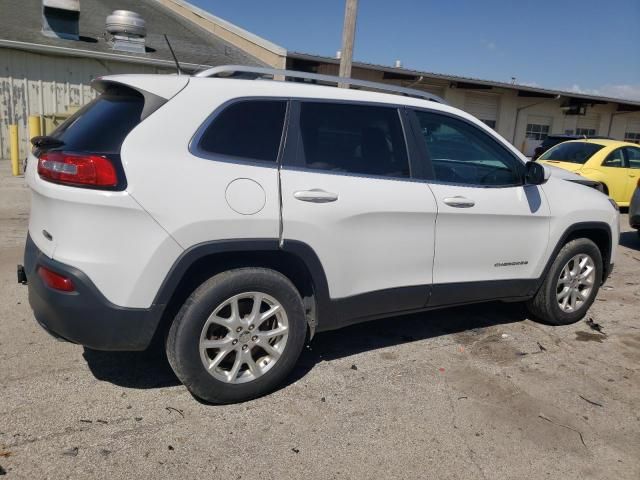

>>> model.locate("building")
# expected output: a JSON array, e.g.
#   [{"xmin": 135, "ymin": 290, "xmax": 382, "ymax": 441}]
[
  {"xmin": 0, "ymin": 0, "xmax": 286, "ymax": 158},
  {"xmin": 2, "ymin": 1, "xmax": 638, "ymax": 160},
  {"xmin": 287, "ymin": 52, "xmax": 640, "ymax": 155}
]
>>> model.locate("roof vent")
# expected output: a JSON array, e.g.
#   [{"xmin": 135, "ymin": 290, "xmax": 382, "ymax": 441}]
[
  {"xmin": 105, "ymin": 10, "xmax": 146, "ymax": 54},
  {"xmin": 42, "ymin": 0, "xmax": 80, "ymax": 40}
]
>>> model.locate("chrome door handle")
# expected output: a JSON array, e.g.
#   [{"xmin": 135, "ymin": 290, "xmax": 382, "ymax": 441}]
[
  {"xmin": 443, "ymin": 196, "xmax": 475, "ymax": 208},
  {"xmin": 294, "ymin": 189, "xmax": 338, "ymax": 203}
]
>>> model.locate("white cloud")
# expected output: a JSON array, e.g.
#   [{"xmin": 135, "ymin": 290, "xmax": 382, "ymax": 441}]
[
  {"xmin": 519, "ymin": 81, "xmax": 541, "ymax": 88},
  {"xmin": 566, "ymin": 83, "xmax": 640, "ymax": 101},
  {"xmin": 481, "ymin": 39, "xmax": 496, "ymax": 51}
]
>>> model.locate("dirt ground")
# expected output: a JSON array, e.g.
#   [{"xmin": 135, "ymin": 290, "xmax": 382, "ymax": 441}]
[{"xmin": 1, "ymin": 161, "xmax": 639, "ymax": 479}]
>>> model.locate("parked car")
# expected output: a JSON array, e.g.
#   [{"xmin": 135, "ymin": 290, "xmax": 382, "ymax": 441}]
[
  {"xmin": 19, "ymin": 67, "xmax": 619, "ymax": 404},
  {"xmin": 630, "ymin": 179, "xmax": 640, "ymax": 237},
  {"xmin": 537, "ymin": 139, "xmax": 640, "ymax": 206},
  {"xmin": 532, "ymin": 134, "xmax": 610, "ymax": 160}
]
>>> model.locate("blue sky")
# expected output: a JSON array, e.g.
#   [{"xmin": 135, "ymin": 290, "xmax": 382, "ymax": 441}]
[{"xmin": 191, "ymin": 0, "xmax": 640, "ymax": 100}]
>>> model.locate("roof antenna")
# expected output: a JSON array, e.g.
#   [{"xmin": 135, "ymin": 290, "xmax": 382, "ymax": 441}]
[{"xmin": 164, "ymin": 34, "xmax": 183, "ymax": 75}]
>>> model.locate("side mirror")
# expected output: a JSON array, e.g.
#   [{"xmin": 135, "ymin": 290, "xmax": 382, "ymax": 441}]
[{"xmin": 525, "ymin": 161, "xmax": 548, "ymax": 185}]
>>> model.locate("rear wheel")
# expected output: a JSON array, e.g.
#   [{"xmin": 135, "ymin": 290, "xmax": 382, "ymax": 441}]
[
  {"xmin": 166, "ymin": 268, "xmax": 307, "ymax": 404},
  {"xmin": 526, "ymin": 238, "xmax": 602, "ymax": 325}
]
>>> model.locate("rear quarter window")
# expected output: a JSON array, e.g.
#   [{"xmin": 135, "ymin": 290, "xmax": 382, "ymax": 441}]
[
  {"xmin": 195, "ymin": 100, "xmax": 287, "ymax": 163},
  {"xmin": 52, "ymin": 88, "xmax": 145, "ymax": 153}
]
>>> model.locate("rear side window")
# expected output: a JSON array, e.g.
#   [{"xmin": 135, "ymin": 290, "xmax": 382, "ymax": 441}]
[
  {"xmin": 52, "ymin": 89, "xmax": 145, "ymax": 153},
  {"xmin": 298, "ymin": 102, "xmax": 410, "ymax": 178},
  {"xmin": 197, "ymin": 100, "xmax": 287, "ymax": 162},
  {"xmin": 538, "ymin": 142, "xmax": 605, "ymax": 164},
  {"xmin": 602, "ymin": 148, "xmax": 625, "ymax": 168},
  {"xmin": 625, "ymin": 146, "xmax": 640, "ymax": 168}
]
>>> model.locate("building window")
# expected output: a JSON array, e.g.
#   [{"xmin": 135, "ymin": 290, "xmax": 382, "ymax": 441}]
[
  {"xmin": 575, "ymin": 128, "xmax": 596, "ymax": 136},
  {"xmin": 481, "ymin": 119, "xmax": 496, "ymax": 129},
  {"xmin": 525, "ymin": 123, "xmax": 550, "ymax": 140},
  {"xmin": 624, "ymin": 131, "xmax": 640, "ymax": 144}
]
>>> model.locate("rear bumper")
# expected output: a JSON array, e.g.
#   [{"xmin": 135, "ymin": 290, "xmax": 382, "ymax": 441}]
[{"xmin": 24, "ymin": 234, "xmax": 163, "ymax": 351}]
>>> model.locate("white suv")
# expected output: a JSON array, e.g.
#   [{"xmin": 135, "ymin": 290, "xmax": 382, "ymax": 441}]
[{"xmin": 20, "ymin": 66, "xmax": 619, "ymax": 403}]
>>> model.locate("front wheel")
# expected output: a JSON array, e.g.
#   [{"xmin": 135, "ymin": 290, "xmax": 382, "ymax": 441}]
[
  {"xmin": 166, "ymin": 268, "xmax": 307, "ymax": 404},
  {"xmin": 526, "ymin": 238, "xmax": 602, "ymax": 325}
]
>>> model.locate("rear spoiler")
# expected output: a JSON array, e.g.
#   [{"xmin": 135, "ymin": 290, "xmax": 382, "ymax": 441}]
[{"xmin": 91, "ymin": 74, "xmax": 189, "ymax": 120}]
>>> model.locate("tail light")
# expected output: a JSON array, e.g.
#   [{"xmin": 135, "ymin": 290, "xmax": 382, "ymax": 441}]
[
  {"xmin": 37, "ymin": 151, "xmax": 117, "ymax": 188},
  {"xmin": 37, "ymin": 266, "xmax": 75, "ymax": 292}
]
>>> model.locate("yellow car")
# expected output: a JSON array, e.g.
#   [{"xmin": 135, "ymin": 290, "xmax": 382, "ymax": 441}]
[{"xmin": 538, "ymin": 139, "xmax": 640, "ymax": 206}]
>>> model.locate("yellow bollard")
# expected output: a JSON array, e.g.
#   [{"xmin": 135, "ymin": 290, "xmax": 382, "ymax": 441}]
[
  {"xmin": 9, "ymin": 124, "xmax": 20, "ymax": 176},
  {"xmin": 28, "ymin": 115, "xmax": 42, "ymax": 141}
]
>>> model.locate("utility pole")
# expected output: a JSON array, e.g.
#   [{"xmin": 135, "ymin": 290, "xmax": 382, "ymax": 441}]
[{"xmin": 338, "ymin": 0, "xmax": 358, "ymax": 88}]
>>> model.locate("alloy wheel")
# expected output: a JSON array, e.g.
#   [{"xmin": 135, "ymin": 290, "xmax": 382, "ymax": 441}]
[
  {"xmin": 199, "ymin": 292, "xmax": 289, "ymax": 384},
  {"xmin": 556, "ymin": 253, "xmax": 596, "ymax": 313}
]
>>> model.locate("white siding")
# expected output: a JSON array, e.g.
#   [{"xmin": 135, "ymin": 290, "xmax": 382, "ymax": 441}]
[
  {"xmin": 576, "ymin": 113, "xmax": 600, "ymax": 133},
  {"xmin": 527, "ymin": 115, "xmax": 553, "ymax": 128},
  {"xmin": 0, "ymin": 47, "xmax": 172, "ymax": 158},
  {"xmin": 464, "ymin": 92, "xmax": 499, "ymax": 127}
]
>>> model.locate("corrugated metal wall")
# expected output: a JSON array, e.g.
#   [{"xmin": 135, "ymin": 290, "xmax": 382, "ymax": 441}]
[{"xmin": 0, "ymin": 47, "xmax": 172, "ymax": 158}]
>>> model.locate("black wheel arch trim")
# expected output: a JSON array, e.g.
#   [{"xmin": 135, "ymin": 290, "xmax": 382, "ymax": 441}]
[
  {"xmin": 151, "ymin": 238, "xmax": 333, "ymax": 336},
  {"xmin": 536, "ymin": 221, "xmax": 613, "ymax": 289}
]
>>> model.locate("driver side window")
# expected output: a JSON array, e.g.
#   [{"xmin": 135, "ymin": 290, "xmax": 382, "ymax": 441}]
[
  {"xmin": 412, "ymin": 110, "xmax": 522, "ymax": 186},
  {"xmin": 624, "ymin": 147, "xmax": 640, "ymax": 169}
]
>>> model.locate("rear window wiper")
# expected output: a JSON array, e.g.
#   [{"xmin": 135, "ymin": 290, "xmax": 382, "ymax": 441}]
[{"xmin": 31, "ymin": 136, "xmax": 65, "ymax": 148}]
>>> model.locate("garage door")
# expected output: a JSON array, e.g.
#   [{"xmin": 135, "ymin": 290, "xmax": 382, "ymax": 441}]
[
  {"xmin": 464, "ymin": 93, "xmax": 499, "ymax": 129},
  {"xmin": 418, "ymin": 85, "xmax": 445, "ymax": 100},
  {"xmin": 576, "ymin": 113, "xmax": 600, "ymax": 135},
  {"xmin": 523, "ymin": 115, "xmax": 553, "ymax": 156},
  {"xmin": 625, "ymin": 119, "xmax": 640, "ymax": 143}
]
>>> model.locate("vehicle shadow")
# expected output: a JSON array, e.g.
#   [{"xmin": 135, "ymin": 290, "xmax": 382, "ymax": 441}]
[
  {"xmin": 83, "ymin": 344, "xmax": 181, "ymax": 389},
  {"xmin": 619, "ymin": 231, "xmax": 639, "ymax": 251},
  {"xmin": 83, "ymin": 301, "xmax": 526, "ymax": 392},
  {"xmin": 286, "ymin": 301, "xmax": 526, "ymax": 386}
]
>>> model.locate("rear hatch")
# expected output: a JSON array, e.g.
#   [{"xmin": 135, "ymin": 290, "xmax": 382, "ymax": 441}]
[{"xmin": 26, "ymin": 75, "xmax": 188, "ymax": 259}]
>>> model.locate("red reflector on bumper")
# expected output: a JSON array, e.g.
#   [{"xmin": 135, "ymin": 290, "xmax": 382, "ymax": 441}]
[{"xmin": 37, "ymin": 266, "xmax": 75, "ymax": 292}]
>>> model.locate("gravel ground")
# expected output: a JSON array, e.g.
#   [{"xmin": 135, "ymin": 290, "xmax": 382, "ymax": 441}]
[{"xmin": 1, "ymin": 162, "xmax": 638, "ymax": 479}]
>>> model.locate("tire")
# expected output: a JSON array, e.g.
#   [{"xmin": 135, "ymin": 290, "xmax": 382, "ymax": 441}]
[
  {"xmin": 166, "ymin": 268, "xmax": 307, "ymax": 404},
  {"xmin": 526, "ymin": 238, "xmax": 602, "ymax": 325}
]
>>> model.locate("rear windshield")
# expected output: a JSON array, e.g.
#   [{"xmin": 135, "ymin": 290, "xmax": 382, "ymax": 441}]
[
  {"xmin": 51, "ymin": 89, "xmax": 145, "ymax": 154},
  {"xmin": 539, "ymin": 142, "xmax": 605, "ymax": 164},
  {"xmin": 541, "ymin": 136, "xmax": 570, "ymax": 148}
]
